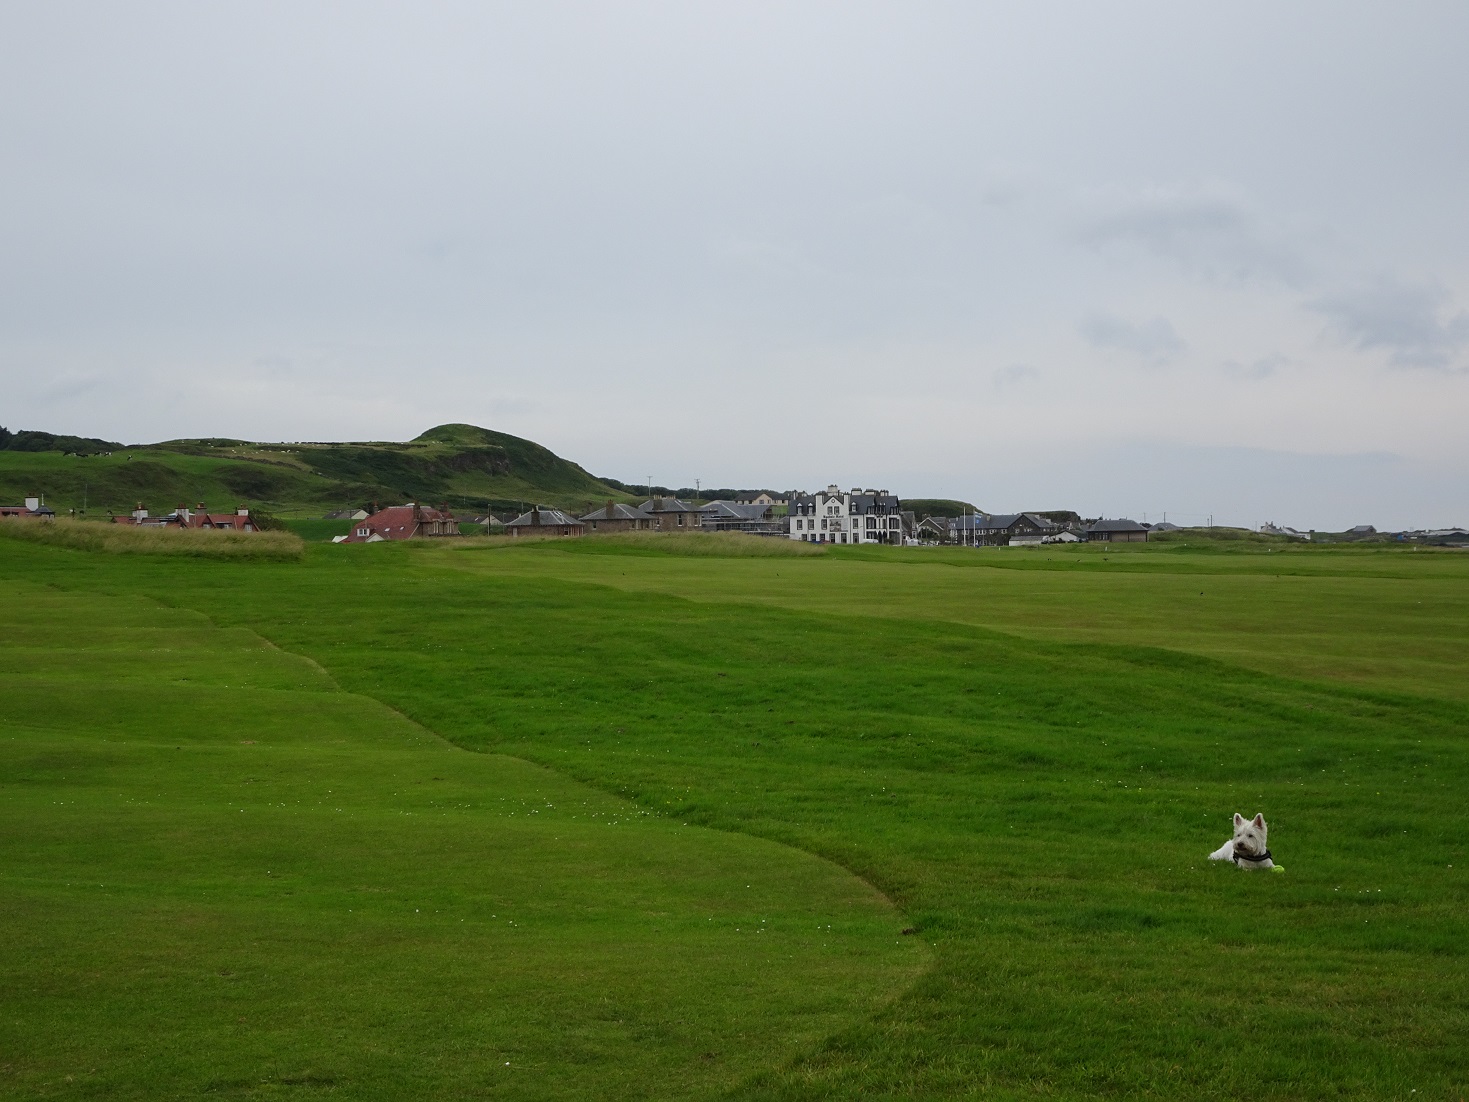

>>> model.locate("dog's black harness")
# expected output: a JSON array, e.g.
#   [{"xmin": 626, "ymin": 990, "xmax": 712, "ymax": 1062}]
[{"xmin": 1233, "ymin": 847, "xmax": 1273, "ymax": 866}]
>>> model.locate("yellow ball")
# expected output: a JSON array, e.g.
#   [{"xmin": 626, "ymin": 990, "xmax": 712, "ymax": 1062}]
[{"xmin": 1271, "ymin": 865, "xmax": 1286, "ymax": 874}]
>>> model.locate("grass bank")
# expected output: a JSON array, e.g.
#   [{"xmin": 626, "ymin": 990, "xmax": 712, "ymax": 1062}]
[{"xmin": 0, "ymin": 517, "xmax": 303, "ymax": 560}]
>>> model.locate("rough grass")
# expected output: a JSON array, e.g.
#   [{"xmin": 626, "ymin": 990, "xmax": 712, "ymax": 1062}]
[
  {"xmin": 0, "ymin": 517, "xmax": 303, "ymax": 560},
  {"xmin": 447, "ymin": 530, "xmax": 826, "ymax": 557},
  {"xmin": 555, "ymin": 531, "xmax": 826, "ymax": 557}
]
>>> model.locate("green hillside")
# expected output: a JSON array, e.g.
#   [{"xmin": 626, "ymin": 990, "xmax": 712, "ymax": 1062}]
[
  {"xmin": 0, "ymin": 423, "xmax": 631, "ymax": 517},
  {"xmin": 901, "ymin": 498, "xmax": 982, "ymax": 518}
]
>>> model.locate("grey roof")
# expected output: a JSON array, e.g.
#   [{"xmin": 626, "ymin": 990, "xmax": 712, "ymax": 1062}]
[
  {"xmin": 579, "ymin": 503, "xmax": 649, "ymax": 522},
  {"xmin": 952, "ymin": 513, "xmax": 1038, "ymax": 531},
  {"xmin": 639, "ymin": 497, "xmax": 698, "ymax": 513},
  {"xmin": 1088, "ymin": 518, "xmax": 1147, "ymax": 532},
  {"xmin": 700, "ymin": 500, "xmax": 770, "ymax": 520},
  {"xmin": 507, "ymin": 507, "xmax": 583, "ymax": 528}
]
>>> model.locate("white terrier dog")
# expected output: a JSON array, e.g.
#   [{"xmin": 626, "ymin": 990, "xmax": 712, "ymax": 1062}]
[{"xmin": 1209, "ymin": 812, "xmax": 1282, "ymax": 870}]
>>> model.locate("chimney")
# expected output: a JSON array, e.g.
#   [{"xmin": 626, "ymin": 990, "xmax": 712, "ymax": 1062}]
[
  {"xmin": 606, "ymin": 500, "xmax": 614, "ymax": 518},
  {"xmin": 531, "ymin": 506, "xmax": 541, "ymax": 526}
]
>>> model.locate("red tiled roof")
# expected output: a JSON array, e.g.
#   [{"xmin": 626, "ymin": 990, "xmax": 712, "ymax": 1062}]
[{"xmin": 340, "ymin": 504, "xmax": 454, "ymax": 542}]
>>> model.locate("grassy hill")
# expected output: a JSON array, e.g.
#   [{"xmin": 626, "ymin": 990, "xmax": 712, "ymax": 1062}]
[
  {"xmin": 901, "ymin": 497, "xmax": 982, "ymax": 518},
  {"xmin": 0, "ymin": 423, "xmax": 631, "ymax": 517}
]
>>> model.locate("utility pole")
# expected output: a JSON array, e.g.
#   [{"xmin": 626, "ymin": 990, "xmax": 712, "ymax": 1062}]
[{"xmin": 695, "ymin": 478, "xmax": 700, "ymax": 503}]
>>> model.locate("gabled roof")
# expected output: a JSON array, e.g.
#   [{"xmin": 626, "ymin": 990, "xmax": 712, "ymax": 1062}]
[
  {"xmin": 953, "ymin": 512, "xmax": 1016, "ymax": 530},
  {"xmin": 579, "ymin": 503, "xmax": 648, "ymax": 522},
  {"xmin": 639, "ymin": 497, "xmax": 698, "ymax": 513},
  {"xmin": 700, "ymin": 501, "xmax": 770, "ymax": 520},
  {"xmin": 507, "ymin": 507, "xmax": 582, "ymax": 527}
]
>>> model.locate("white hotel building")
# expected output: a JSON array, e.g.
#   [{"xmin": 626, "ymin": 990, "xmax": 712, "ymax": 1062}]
[{"xmin": 788, "ymin": 485, "xmax": 904, "ymax": 545}]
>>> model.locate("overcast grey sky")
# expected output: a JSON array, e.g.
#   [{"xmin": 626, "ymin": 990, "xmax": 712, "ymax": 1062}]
[{"xmin": 3, "ymin": 2, "xmax": 1466, "ymax": 528}]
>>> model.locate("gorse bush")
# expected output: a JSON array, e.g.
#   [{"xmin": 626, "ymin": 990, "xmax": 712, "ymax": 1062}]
[{"xmin": 0, "ymin": 517, "xmax": 303, "ymax": 561}]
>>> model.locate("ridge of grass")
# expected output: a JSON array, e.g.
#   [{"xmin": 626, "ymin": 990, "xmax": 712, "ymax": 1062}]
[
  {"xmin": 0, "ymin": 517, "xmax": 304, "ymax": 560},
  {"xmin": 0, "ymin": 576, "xmax": 920, "ymax": 1100}
]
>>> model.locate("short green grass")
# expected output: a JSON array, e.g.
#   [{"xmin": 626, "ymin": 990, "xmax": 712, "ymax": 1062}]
[
  {"xmin": 0, "ymin": 578, "xmax": 919, "ymax": 1100},
  {"xmin": 2, "ymin": 534, "xmax": 1466, "ymax": 1099}
]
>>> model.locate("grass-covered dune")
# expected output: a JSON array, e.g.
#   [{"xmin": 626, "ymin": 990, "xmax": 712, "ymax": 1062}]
[
  {"xmin": 0, "ymin": 423, "xmax": 630, "ymax": 518},
  {"xmin": 2, "ymin": 535, "xmax": 1466, "ymax": 1099},
  {"xmin": 0, "ymin": 517, "xmax": 304, "ymax": 560}
]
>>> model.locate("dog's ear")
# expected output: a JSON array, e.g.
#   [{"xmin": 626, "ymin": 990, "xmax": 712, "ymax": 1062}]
[
  {"xmin": 1233, "ymin": 813, "xmax": 1245, "ymax": 826},
  {"xmin": 1252, "ymin": 813, "xmax": 1265, "ymax": 829}
]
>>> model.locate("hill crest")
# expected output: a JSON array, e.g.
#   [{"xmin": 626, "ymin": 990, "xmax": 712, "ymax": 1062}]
[{"xmin": 0, "ymin": 425, "xmax": 630, "ymax": 517}]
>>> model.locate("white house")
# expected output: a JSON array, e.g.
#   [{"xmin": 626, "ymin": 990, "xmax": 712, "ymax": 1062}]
[{"xmin": 788, "ymin": 485, "xmax": 903, "ymax": 545}]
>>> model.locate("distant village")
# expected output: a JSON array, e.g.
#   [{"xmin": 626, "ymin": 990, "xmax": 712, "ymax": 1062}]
[
  {"xmin": 310, "ymin": 487, "xmax": 1467, "ymax": 547},
  {"xmin": 3, "ymin": 491, "xmax": 1466, "ymax": 548}
]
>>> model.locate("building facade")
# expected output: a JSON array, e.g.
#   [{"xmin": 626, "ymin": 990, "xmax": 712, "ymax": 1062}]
[
  {"xmin": 788, "ymin": 485, "xmax": 903, "ymax": 545},
  {"xmin": 698, "ymin": 500, "xmax": 783, "ymax": 535},
  {"xmin": 946, "ymin": 512, "xmax": 1068, "ymax": 546},
  {"xmin": 504, "ymin": 506, "xmax": 584, "ymax": 538},
  {"xmin": 1086, "ymin": 518, "xmax": 1148, "ymax": 542},
  {"xmin": 580, "ymin": 502, "xmax": 657, "ymax": 533},
  {"xmin": 339, "ymin": 503, "xmax": 462, "ymax": 542},
  {"xmin": 1, "ymin": 497, "xmax": 55, "ymax": 520},
  {"xmin": 112, "ymin": 503, "xmax": 261, "ymax": 531},
  {"xmin": 639, "ymin": 497, "xmax": 703, "ymax": 531}
]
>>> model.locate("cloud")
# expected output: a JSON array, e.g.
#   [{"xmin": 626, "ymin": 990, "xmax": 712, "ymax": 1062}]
[
  {"xmin": 991, "ymin": 363, "xmax": 1038, "ymax": 388},
  {"xmin": 1221, "ymin": 354, "xmax": 1287, "ymax": 381},
  {"xmin": 1310, "ymin": 278, "xmax": 1469, "ymax": 369},
  {"xmin": 1077, "ymin": 314, "xmax": 1186, "ymax": 363},
  {"xmin": 1076, "ymin": 188, "xmax": 1307, "ymax": 286}
]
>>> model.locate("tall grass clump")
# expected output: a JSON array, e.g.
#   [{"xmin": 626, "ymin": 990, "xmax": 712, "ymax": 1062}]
[{"xmin": 0, "ymin": 517, "xmax": 303, "ymax": 561}]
